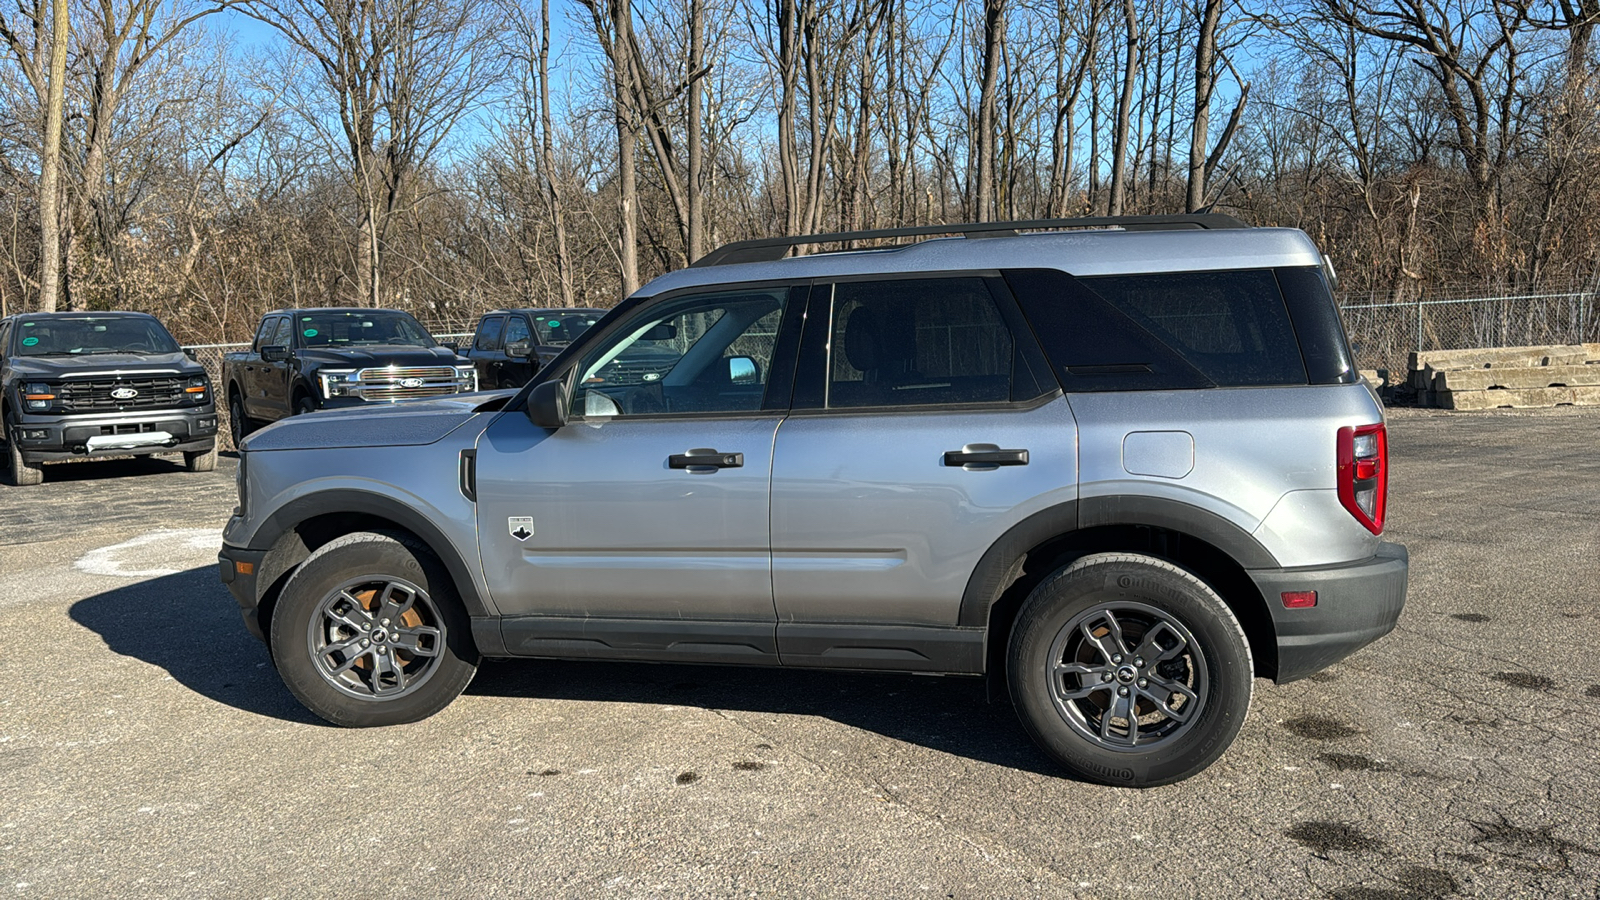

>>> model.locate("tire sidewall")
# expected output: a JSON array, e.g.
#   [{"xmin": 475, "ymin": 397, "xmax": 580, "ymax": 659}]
[
  {"xmin": 1009, "ymin": 555, "xmax": 1253, "ymax": 787},
  {"xmin": 270, "ymin": 533, "xmax": 479, "ymax": 727}
]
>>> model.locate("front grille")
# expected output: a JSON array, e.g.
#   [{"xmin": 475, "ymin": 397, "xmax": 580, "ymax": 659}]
[
  {"xmin": 353, "ymin": 366, "xmax": 467, "ymax": 400},
  {"xmin": 57, "ymin": 377, "xmax": 185, "ymax": 411}
]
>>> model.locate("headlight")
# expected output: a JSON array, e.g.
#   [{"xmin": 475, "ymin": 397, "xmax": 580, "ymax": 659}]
[
  {"xmin": 317, "ymin": 370, "xmax": 358, "ymax": 397},
  {"xmin": 185, "ymin": 374, "xmax": 209, "ymax": 403},
  {"xmin": 454, "ymin": 366, "xmax": 478, "ymax": 391},
  {"xmin": 22, "ymin": 382, "xmax": 54, "ymax": 411}
]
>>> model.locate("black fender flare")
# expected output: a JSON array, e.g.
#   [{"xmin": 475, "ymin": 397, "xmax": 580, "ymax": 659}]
[
  {"xmin": 249, "ymin": 489, "xmax": 491, "ymax": 618},
  {"xmin": 957, "ymin": 495, "xmax": 1277, "ymax": 627}
]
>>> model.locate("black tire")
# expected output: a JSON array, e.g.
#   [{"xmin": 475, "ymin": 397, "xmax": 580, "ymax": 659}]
[
  {"xmin": 270, "ymin": 531, "xmax": 480, "ymax": 727},
  {"xmin": 228, "ymin": 392, "xmax": 256, "ymax": 448},
  {"xmin": 1007, "ymin": 552, "xmax": 1253, "ymax": 787},
  {"xmin": 184, "ymin": 443, "xmax": 218, "ymax": 472},
  {"xmin": 3, "ymin": 422, "xmax": 44, "ymax": 486},
  {"xmin": 294, "ymin": 393, "xmax": 317, "ymax": 416}
]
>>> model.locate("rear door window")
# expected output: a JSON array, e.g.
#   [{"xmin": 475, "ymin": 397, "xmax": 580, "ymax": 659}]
[{"xmin": 825, "ymin": 277, "xmax": 1016, "ymax": 408}]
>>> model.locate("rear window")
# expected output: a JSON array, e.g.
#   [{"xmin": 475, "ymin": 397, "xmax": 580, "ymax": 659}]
[{"xmin": 1081, "ymin": 270, "xmax": 1307, "ymax": 386}]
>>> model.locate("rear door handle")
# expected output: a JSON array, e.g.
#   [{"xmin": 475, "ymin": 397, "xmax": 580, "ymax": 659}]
[
  {"xmin": 669, "ymin": 448, "xmax": 744, "ymax": 470},
  {"xmin": 943, "ymin": 446, "xmax": 1029, "ymax": 467}
]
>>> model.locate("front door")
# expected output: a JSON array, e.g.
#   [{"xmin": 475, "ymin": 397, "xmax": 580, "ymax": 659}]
[{"xmin": 475, "ymin": 284, "xmax": 805, "ymax": 655}]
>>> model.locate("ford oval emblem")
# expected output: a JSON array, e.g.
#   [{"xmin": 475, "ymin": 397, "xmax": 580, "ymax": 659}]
[
  {"xmin": 110, "ymin": 387, "xmax": 138, "ymax": 400},
  {"xmin": 399, "ymin": 377, "xmax": 425, "ymax": 388}
]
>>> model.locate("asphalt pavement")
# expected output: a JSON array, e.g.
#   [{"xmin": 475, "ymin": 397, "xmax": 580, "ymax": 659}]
[{"xmin": 1, "ymin": 409, "xmax": 1598, "ymax": 898}]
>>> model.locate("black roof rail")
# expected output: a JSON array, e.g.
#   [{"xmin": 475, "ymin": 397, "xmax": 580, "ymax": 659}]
[{"xmin": 690, "ymin": 213, "xmax": 1250, "ymax": 268}]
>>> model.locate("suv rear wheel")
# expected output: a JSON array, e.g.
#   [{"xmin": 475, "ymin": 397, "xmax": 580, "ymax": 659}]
[
  {"xmin": 270, "ymin": 531, "xmax": 480, "ymax": 726},
  {"xmin": 1007, "ymin": 553, "xmax": 1253, "ymax": 787}
]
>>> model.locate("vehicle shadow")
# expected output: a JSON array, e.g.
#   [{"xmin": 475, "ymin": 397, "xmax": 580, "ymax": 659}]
[
  {"xmin": 67, "ymin": 565, "xmax": 318, "ymax": 724},
  {"xmin": 69, "ymin": 566, "xmax": 1056, "ymax": 774},
  {"xmin": 468, "ymin": 656, "xmax": 1059, "ymax": 777}
]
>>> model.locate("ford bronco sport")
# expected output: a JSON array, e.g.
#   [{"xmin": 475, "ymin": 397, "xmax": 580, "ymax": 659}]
[{"xmin": 218, "ymin": 215, "xmax": 1408, "ymax": 786}]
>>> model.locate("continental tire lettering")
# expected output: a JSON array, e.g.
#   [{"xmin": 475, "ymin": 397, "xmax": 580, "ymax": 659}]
[
  {"xmin": 1111, "ymin": 574, "xmax": 1190, "ymax": 604},
  {"xmin": 1080, "ymin": 759, "xmax": 1137, "ymax": 782}
]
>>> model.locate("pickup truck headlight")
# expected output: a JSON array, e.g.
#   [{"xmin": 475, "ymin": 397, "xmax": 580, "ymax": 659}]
[
  {"xmin": 185, "ymin": 374, "xmax": 210, "ymax": 403},
  {"xmin": 454, "ymin": 365, "xmax": 478, "ymax": 391},
  {"xmin": 22, "ymin": 382, "xmax": 54, "ymax": 412},
  {"xmin": 317, "ymin": 370, "xmax": 358, "ymax": 398}
]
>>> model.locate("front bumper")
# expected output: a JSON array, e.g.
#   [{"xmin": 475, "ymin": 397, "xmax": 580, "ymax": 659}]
[
  {"xmin": 10, "ymin": 407, "xmax": 217, "ymax": 463},
  {"xmin": 218, "ymin": 543, "xmax": 271, "ymax": 641},
  {"xmin": 1250, "ymin": 541, "xmax": 1409, "ymax": 683}
]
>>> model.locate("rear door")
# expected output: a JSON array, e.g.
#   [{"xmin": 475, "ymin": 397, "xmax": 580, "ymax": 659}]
[{"xmin": 769, "ymin": 274, "xmax": 1077, "ymax": 672}]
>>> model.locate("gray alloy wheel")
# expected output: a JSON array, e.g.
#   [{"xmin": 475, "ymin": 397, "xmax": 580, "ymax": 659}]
[
  {"xmin": 270, "ymin": 530, "xmax": 478, "ymax": 727},
  {"xmin": 306, "ymin": 576, "xmax": 446, "ymax": 701},
  {"xmin": 1008, "ymin": 552, "xmax": 1253, "ymax": 787}
]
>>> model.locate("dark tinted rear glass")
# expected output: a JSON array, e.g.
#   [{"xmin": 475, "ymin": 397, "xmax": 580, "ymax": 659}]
[{"xmin": 1080, "ymin": 270, "xmax": 1308, "ymax": 386}]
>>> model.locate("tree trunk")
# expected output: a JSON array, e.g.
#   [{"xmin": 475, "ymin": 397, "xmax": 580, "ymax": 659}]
[
  {"xmin": 1186, "ymin": 0, "xmax": 1221, "ymax": 212},
  {"xmin": 974, "ymin": 0, "xmax": 1005, "ymax": 223},
  {"xmin": 35, "ymin": 0, "xmax": 67, "ymax": 312},
  {"xmin": 686, "ymin": 0, "xmax": 705, "ymax": 263},
  {"xmin": 1108, "ymin": 0, "xmax": 1138, "ymax": 217},
  {"xmin": 538, "ymin": 0, "xmax": 573, "ymax": 305}
]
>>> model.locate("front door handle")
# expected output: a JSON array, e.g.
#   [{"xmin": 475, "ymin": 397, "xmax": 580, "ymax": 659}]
[
  {"xmin": 669, "ymin": 448, "xmax": 744, "ymax": 470},
  {"xmin": 944, "ymin": 446, "xmax": 1029, "ymax": 467}
]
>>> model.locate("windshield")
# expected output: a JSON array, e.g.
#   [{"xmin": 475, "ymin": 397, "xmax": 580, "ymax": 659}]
[
  {"xmin": 12, "ymin": 316, "xmax": 181, "ymax": 357},
  {"xmin": 532, "ymin": 313, "xmax": 602, "ymax": 345},
  {"xmin": 296, "ymin": 312, "xmax": 436, "ymax": 348}
]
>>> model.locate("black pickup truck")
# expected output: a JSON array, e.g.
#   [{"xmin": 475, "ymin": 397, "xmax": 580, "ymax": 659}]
[
  {"xmin": 459, "ymin": 308, "xmax": 606, "ymax": 389},
  {"xmin": 1, "ymin": 311, "xmax": 217, "ymax": 486},
  {"xmin": 222, "ymin": 308, "xmax": 477, "ymax": 446}
]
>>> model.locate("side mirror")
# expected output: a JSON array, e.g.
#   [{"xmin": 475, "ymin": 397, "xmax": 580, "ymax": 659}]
[
  {"xmin": 727, "ymin": 355, "xmax": 759, "ymax": 385},
  {"xmin": 526, "ymin": 379, "xmax": 567, "ymax": 429},
  {"xmin": 183, "ymin": 348, "xmax": 198, "ymax": 361},
  {"xmin": 505, "ymin": 340, "xmax": 531, "ymax": 359},
  {"xmin": 261, "ymin": 345, "xmax": 289, "ymax": 363}
]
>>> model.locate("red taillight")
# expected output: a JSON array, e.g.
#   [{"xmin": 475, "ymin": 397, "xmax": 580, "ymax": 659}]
[
  {"xmin": 1281, "ymin": 591, "xmax": 1318, "ymax": 609},
  {"xmin": 1337, "ymin": 422, "xmax": 1387, "ymax": 534}
]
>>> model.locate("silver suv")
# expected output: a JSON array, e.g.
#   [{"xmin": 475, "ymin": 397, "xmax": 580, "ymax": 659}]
[{"xmin": 218, "ymin": 216, "xmax": 1407, "ymax": 786}]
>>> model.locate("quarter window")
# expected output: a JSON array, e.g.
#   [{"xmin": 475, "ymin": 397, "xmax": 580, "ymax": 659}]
[
  {"xmin": 268, "ymin": 318, "xmax": 292, "ymax": 348},
  {"xmin": 827, "ymin": 278, "xmax": 1014, "ymax": 408}
]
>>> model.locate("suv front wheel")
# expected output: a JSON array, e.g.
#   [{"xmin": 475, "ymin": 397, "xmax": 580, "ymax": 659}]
[
  {"xmin": 1007, "ymin": 553, "xmax": 1253, "ymax": 787},
  {"xmin": 270, "ymin": 531, "xmax": 480, "ymax": 726}
]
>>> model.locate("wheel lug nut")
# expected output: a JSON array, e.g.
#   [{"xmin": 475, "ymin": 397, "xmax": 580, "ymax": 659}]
[
  {"xmin": 360, "ymin": 622, "xmax": 370, "ymax": 631},
  {"xmin": 1138, "ymin": 678, "xmax": 1148, "ymax": 688},
  {"xmin": 1112, "ymin": 654, "xmax": 1123, "ymax": 664},
  {"xmin": 1134, "ymin": 658, "xmax": 1145, "ymax": 667},
  {"xmin": 381, "ymin": 618, "xmax": 391, "ymax": 626},
  {"xmin": 361, "ymin": 639, "xmax": 370, "ymax": 647},
  {"xmin": 1102, "ymin": 672, "xmax": 1113, "ymax": 682},
  {"xmin": 377, "ymin": 647, "xmax": 387, "ymax": 655},
  {"xmin": 1117, "ymin": 687, "xmax": 1129, "ymax": 697}
]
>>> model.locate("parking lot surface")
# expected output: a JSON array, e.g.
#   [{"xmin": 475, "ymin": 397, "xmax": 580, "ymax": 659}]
[{"xmin": 2, "ymin": 409, "xmax": 1599, "ymax": 898}]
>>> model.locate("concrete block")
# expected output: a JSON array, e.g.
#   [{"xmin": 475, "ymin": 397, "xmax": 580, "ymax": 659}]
[
  {"xmin": 1411, "ymin": 345, "xmax": 1588, "ymax": 372},
  {"xmin": 1433, "ymin": 365, "xmax": 1600, "ymax": 391},
  {"xmin": 1439, "ymin": 385, "xmax": 1600, "ymax": 410}
]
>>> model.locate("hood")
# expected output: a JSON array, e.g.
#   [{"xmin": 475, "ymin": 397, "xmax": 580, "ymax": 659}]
[
  {"xmin": 295, "ymin": 345, "xmax": 464, "ymax": 370},
  {"xmin": 242, "ymin": 389, "xmax": 516, "ymax": 452},
  {"xmin": 7, "ymin": 351, "xmax": 205, "ymax": 380}
]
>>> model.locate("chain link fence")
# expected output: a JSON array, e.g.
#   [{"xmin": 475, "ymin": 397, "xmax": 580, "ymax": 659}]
[{"xmin": 1338, "ymin": 282, "xmax": 1600, "ymax": 376}]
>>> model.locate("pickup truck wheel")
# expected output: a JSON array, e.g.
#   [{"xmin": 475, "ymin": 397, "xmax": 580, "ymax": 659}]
[
  {"xmin": 228, "ymin": 394, "xmax": 256, "ymax": 448},
  {"xmin": 184, "ymin": 444, "xmax": 217, "ymax": 472},
  {"xmin": 3, "ymin": 423, "xmax": 44, "ymax": 486},
  {"xmin": 270, "ymin": 531, "xmax": 479, "ymax": 726},
  {"xmin": 1007, "ymin": 553, "xmax": 1253, "ymax": 788},
  {"xmin": 294, "ymin": 394, "xmax": 317, "ymax": 416}
]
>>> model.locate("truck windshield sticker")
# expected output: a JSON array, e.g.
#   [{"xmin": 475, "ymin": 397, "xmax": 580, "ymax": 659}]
[
  {"xmin": 21, "ymin": 336, "xmax": 38, "ymax": 346},
  {"xmin": 303, "ymin": 328, "xmax": 318, "ymax": 337}
]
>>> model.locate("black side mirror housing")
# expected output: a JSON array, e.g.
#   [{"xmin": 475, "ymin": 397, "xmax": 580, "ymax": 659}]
[
  {"xmin": 183, "ymin": 348, "xmax": 198, "ymax": 361},
  {"xmin": 527, "ymin": 379, "xmax": 567, "ymax": 429},
  {"xmin": 505, "ymin": 340, "xmax": 531, "ymax": 359},
  {"xmin": 261, "ymin": 345, "xmax": 289, "ymax": 363}
]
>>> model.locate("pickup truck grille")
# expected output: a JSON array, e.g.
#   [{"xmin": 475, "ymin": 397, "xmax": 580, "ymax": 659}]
[
  {"xmin": 57, "ymin": 377, "xmax": 185, "ymax": 411},
  {"xmin": 354, "ymin": 366, "xmax": 468, "ymax": 400}
]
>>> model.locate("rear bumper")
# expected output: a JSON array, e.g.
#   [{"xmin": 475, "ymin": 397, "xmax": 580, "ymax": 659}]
[{"xmin": 1249, "ymin": 541, "xmax": 1409, "ymax": 683}]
